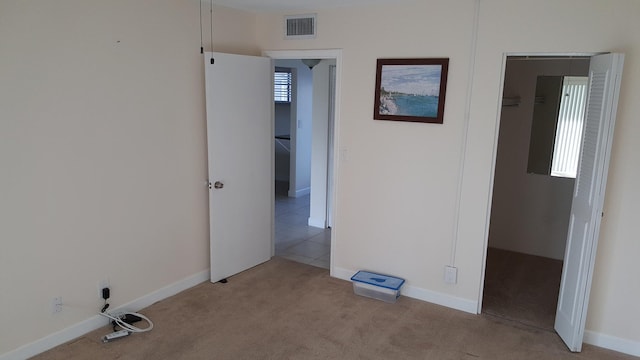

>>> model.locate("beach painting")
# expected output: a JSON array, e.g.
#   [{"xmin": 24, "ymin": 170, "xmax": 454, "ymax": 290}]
[{"xmin": 374, "ymin": 58, "xmax": 449, "ymax": 123}]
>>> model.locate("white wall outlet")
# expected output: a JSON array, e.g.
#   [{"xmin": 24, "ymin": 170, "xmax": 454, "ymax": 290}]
[
  {"xmin": 99, "ymin": 279, "xmax": 110, "ymax": 298},
  {"xmin": 444, "ymin": 265, "xmax": 458, "ymax": 284},
  {"xmin": 51, "ymin": 297, "xmax": 62, "ymax": 314}
]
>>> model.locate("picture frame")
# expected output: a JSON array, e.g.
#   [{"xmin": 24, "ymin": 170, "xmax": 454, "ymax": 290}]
[{"xmin": 373, "ymin": 58, "xmax": 449, "ymax": 124}]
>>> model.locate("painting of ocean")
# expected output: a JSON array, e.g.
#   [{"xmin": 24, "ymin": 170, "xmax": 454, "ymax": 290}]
[
  {"xmin": 377, "ymin": 63, "xmax": 443, "ymax": 118},
  {"xmin": 374, "ymin": 59, "xmax": 448, "ymax": 123},
  {"xmin": 380, "ymin": 94, "xmax": 439, "ymax": 117}
]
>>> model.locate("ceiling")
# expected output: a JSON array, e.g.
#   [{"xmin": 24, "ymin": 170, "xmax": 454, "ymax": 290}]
[{"xmin": 212, "ymin": 0, "xmax": 412, "ymax": 13}]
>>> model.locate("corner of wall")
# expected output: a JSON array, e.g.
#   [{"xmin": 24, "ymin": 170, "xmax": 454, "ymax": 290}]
[{"xmin": 0, "ymin": 270, "xmax": 210, "ymax": 360}]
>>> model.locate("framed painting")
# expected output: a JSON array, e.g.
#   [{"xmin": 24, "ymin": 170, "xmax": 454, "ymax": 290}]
[{"xmin": 373, "ymin": 58, "xmax": 449, "ymax": 124}]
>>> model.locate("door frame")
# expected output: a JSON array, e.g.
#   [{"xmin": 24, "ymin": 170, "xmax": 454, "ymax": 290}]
[
  {"xmin": 327, "ymin": 64, "xmax": 337, "ymax": 228},
  {"xmin": 477, "ymin": 51, "xmax": 613, "ymax": 335},
  {"xmin": 263, "ymin": 49, "xmax": 343, "ymax": 276}
]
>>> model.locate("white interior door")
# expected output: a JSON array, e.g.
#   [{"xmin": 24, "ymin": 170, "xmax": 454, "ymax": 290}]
[
  {"xmin": 205, "ymin": 52, "xmax": 273, "ymax": 283},
  {"xmin": 555, "ymin": 53, "xmax": 624, "ymax": 351}
]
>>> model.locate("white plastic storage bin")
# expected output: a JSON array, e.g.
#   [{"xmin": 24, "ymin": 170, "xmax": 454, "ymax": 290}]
[{"xmin": 351, "ymin": 271, "xmax": 405, "ymax": 303}]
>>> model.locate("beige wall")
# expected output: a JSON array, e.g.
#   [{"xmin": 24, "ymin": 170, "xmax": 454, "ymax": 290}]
[
  {"xmin": 0, "ymin": 0, "xmax": 258, "ymax": 354},
  {"xmin": 461, "ymin": 0, "xmax": 640, "ymax": 346},
  {"xmin": 2, "ymin": 0, "xmax": 639, "ymax": 356},
  {"xmin": 256, "ymin": 0, "xmax": 640, "ymax": 348},
  {"xmin": 489, "ymin": 59, "xmax": 589, "ymax": 260},
  {"xmin": 258, "ymin": 0, "xmax": 476, "ymax": 297}
]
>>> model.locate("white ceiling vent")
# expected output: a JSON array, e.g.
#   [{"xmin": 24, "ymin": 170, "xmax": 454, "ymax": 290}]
[{"xmin": 285, "ymin": 14, "xmax": 316, "ymax": 39}]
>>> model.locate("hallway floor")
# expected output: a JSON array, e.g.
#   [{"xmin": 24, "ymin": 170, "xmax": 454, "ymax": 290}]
[{"xmin": 274, "ymin": 186, "xmax": 330, "ymax": 269}]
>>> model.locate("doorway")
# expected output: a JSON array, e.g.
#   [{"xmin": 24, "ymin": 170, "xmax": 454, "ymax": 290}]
[
  {"xmin": 480, "ymin": 53, "xmax": 624, "ymax": 351},
  {"xmin": 483, "ymin": 56, "xmax": 590, "ymax": 330},
  {"xmin": 266, "ymin": 50, "xmax": 341, "ymax": 271}
]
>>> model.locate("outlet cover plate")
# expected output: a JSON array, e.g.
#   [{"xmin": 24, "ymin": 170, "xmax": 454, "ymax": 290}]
[
  {"xmin": 51, "ymin": 297, "xmax": 62, "ymax": 314},
  {"xmin": 444, "ymin": 266, "xmax": 458, "ymax": 284}
]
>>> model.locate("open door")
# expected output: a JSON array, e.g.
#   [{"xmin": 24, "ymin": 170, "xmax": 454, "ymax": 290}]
[
  {"xmin": 204, "ymin": 52, "xmax": 273, "ymax": 283},
  {"xmin": 554, "ymin": 53, "xmax": 624, "ymax": 351}
]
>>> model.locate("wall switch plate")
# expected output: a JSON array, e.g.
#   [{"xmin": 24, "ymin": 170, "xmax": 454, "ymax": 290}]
[
  {"xmin": 444, "ymin": 265, "xmax": 458, "ymax": 284},
  {"xmin": 340, "ymin": 147, "xmax": 349, "ymax": 162},
  {"xmin": 51, "ymin": 297, "xmax": 62, "ymax": 314}
]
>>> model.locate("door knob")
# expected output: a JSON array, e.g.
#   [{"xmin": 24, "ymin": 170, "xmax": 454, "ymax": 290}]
[{"xmin": 213, "ymin": 181, "xmax": 224, "ymax": 189}]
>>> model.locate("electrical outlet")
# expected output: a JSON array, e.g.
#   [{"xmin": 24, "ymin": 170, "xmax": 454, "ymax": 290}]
[
  {"xmin": 444, "ymin": 265, "xmax": 458, "ymax": 284},
  {"xmin": 99, "ymin": 279, "xmax": 110, "ymax": 298},
  {"xmin": 51, "ymin": 297, "xmax": 63, "ymax": 314},
  {"xmin": 109, "ymin": 311, "xmax": 127, "ymax": 319}
]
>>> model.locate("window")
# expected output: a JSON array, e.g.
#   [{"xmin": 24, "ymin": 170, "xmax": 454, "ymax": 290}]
[
  {"xmin": 550, "ymin": 76, "xmax": 588, "ymax": 178},
  {"xmin": 527, "ymin": 75, "xmax": 589, "ymax": 179},
  {"xmin": 274, "ymin": 69, "xmax": 292, "ymax": 103}
]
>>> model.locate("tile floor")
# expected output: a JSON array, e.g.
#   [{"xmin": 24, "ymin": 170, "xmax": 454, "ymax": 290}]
[{"xmin": 274, "ymin": 191, "xmax": 331, "ymax": 269}]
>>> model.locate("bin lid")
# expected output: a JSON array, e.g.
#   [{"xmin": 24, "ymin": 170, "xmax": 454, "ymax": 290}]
[{"xmin": 351, "ymin": 271, "xmax": 405, "ymax": 291}]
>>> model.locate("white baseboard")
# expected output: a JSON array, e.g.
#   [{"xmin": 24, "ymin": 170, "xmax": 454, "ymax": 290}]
[
  {"xmin": 307, "ymin": 217, "xmax": 326, "ymax": 228},
  {"xmin": 401, "ymin": 284, "xmax": 478, "ymax": 314},
  {"xmin": 5, "ymin": 267, "xmax": 637, "ymax": 359},
  {"xmin": 288, "ymin": 187, "xmax": 310, "ymax": 198},
  {"xmin": 332, "ymin": 267, "xmax": 477, "ymax": 314},
  {"xmin": 584, "ymin": 330, "xmax": 640, "ymax": 357},
  {"xmin": 1, "ymin": 270, "xmax": 210, "ymax": 360},
  {"xmin": 331, "ymin": 266, "xmax": 354, "ymax": 281}
]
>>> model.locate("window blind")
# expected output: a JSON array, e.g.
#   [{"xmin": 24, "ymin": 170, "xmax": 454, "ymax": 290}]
[
  {"xmin": 274, "ymin": 71, "xmax": 292, "ymax": 102},
  {"xmin": 551, "ymin": 76, "xmax": 589, "ymax": 178}
]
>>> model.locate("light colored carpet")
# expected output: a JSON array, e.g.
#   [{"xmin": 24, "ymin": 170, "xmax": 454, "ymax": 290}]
[
  {"xmin": 482, "ymin": 247, "xmax": 563, "ymax": 331},
  {"xmin": 33, "ymin": 257, "xmax": 634, "ymax": 360}
]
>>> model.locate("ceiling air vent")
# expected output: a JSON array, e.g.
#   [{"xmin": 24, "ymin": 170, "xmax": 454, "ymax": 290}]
[{"xmin": 285, "ymin": 14, "xmax": 316, "ymax": 39}]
